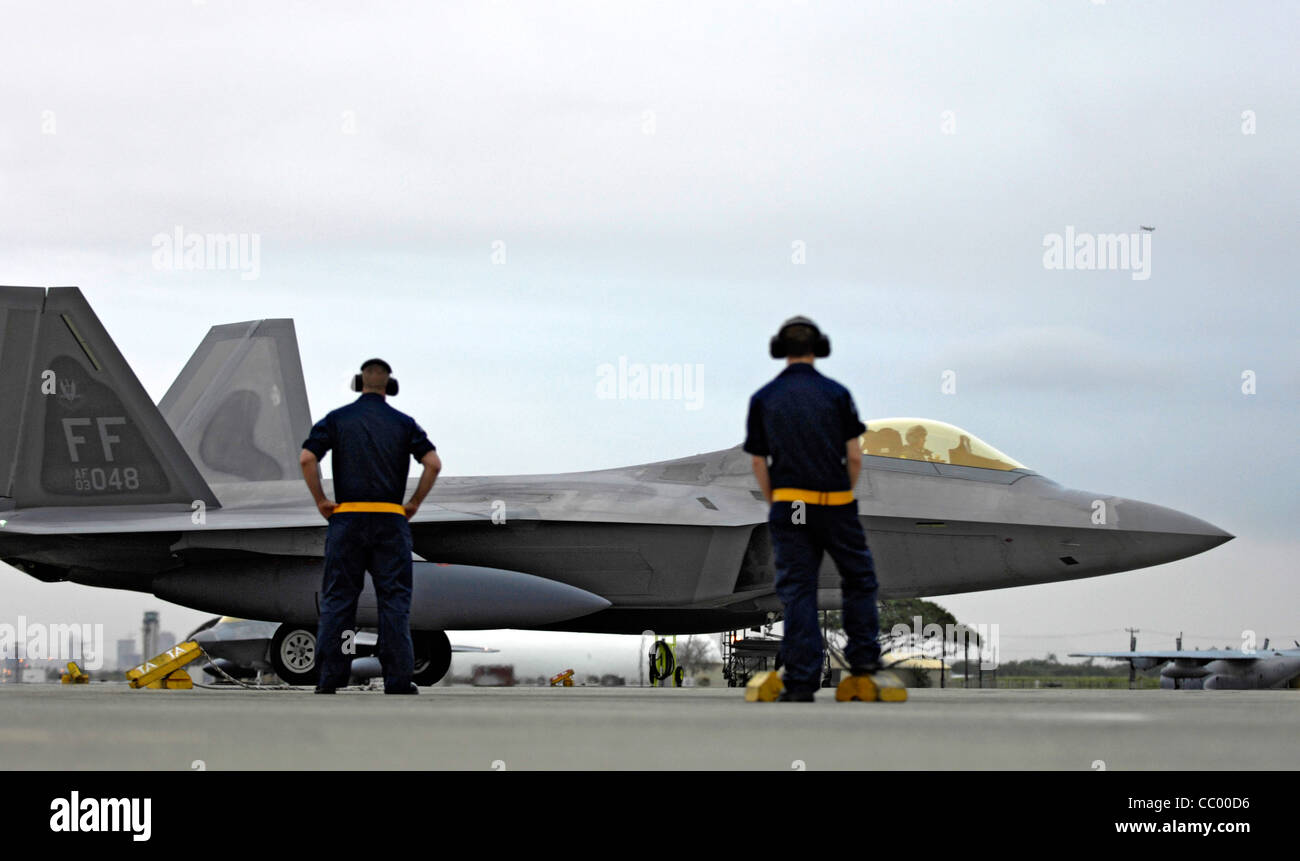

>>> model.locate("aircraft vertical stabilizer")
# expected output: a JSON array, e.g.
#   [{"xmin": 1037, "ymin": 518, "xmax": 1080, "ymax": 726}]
[
  {"xmin": 0, "ymin": 286, "xmax": 46, "ymax": 499},
  {"xmin": 160, "ymin": 319, "xmax": 312, "ymax": 484},
  {"xmin": 0, "ymin": 286, "xmax": 219, "ymax": 509}
]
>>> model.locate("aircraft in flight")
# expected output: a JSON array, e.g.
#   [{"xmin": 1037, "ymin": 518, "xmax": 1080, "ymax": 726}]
[{"xmin": 0, "ymin": 286, "xmax": 1233, "ymax": 684}]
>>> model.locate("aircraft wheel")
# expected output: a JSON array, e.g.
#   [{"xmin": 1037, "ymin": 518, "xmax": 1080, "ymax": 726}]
[
  {"xmin": 412, "ymin": 630, "xmax": 452, "ymax": 686},
  {"xmin": 269, "ymin": 623, "xmax": 320, "ymax": 686}
]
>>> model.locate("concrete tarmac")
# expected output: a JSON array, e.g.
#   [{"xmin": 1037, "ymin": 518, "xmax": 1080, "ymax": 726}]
[{"xmin": 2, "ymin": 684, "xmax": 1297, "ymax": 770}]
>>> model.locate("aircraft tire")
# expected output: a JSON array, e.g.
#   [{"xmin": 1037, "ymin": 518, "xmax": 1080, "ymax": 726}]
[
  {"xmin": 412, "ymin": 630, "xmax": 452, "ymax": 686},
  {"xmin": 269, "ymin": 623, "xmax": 320, "ymax": 686}
]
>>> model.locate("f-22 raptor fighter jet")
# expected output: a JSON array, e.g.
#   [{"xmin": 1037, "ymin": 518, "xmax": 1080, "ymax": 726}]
[{"xmin": 0, "ymin": 287, "xmax": 1233, "ymax": 684}]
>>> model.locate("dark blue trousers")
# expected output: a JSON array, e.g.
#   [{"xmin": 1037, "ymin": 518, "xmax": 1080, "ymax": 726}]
[
  {"xmin": 768, "ymin": 501, "xmax": 881, "ymax": 694},
  {"xmin": 316, "ymin": 512, "xmax": 414, "ymax": 692}
]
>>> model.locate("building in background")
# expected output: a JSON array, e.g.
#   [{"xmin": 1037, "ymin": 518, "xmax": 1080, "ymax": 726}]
[
  {"xmin": 116, "ymin": 638, "xmax": 140, "ymax": 671},
  {"xmin": 141, "ymin": 611, "xmax": 159, "ymax": 661}
]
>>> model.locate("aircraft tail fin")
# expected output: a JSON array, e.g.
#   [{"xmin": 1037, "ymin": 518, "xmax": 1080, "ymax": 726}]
[
  {"xmin": 0, "ymin": 286, "xmax": 218, "ymax": 509},
  {"xmin": 159, "ymin": 319, "xmax": 312, "ymax": 484}
]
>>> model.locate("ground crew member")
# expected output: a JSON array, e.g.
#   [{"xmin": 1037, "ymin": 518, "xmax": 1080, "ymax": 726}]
[
  {"xmin": 743, "ymin": 317, "xmax": 881, "ymax": 701},
  {"xmin": 299, "ymin": 358, "xmax": 441, "ymax": 694}
]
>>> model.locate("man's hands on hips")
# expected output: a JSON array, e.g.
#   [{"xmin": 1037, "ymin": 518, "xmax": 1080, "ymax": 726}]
[
  {"xmin": 405, "ymin": 450, "xmax": 442, "ymax": 520},
  {"xmin": 750, "ymin": 455, "xmax": 773, "ymax": 504},
  {"xmin": 302, "ymin": 446, "xmax": 439, "ymax": 522},
  {"xmin": 301, "ymin": 449, "xmax": 337, "ymax": 522}
]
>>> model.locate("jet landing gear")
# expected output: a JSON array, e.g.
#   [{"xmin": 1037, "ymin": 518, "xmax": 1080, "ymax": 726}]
[
  {"xmin": 267, "ymin": 624, "xmax": 452, "ymax": 687},
  {"xmin": 412, "ymin": 630, "xmax": 452, "ymax": 686},
  {"xmin": 269, "ymin": 623, "xmax": 319, "ymax": 685}
]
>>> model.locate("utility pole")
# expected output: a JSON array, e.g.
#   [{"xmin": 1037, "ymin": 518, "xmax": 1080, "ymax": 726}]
[
  {"xmin": 1126, "ymin": 627, "xmax": 1139, "ymax": 689},
  {"xmin": 1173, "ymin": 631, "xmax": 1183, "ymax": 689}
]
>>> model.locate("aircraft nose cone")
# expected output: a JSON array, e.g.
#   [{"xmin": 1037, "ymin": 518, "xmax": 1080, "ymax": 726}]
[
  {"xmin": 1120, "ymin": 498, "xmax": 1233, "ymax": 539},
  {"xmin": 1115, "ymin": 498, "xmax": 1233, "ymax": 563}
]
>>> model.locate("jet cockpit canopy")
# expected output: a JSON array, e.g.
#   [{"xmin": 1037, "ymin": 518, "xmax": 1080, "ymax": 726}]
[{"xmin": 861, "ymin": 418, "xmax": 1026, "ymax": 472}]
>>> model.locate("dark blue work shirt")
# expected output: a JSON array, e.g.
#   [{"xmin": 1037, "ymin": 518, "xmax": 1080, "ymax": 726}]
[
  {"xmin": 302, "ymin": 393, "xmax": 436, "ymax": 505},
  {"xmin": 743, "ymin": 363, "xmax": 866, "ymax": 492}
]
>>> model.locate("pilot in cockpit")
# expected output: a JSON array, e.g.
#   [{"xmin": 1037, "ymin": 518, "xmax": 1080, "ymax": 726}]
[{"xmin": 900, "ymin": 424, "xmax": 937, "ymax": 462}]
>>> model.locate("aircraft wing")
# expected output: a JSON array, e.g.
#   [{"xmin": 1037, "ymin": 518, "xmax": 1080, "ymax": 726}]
[
  {"xmin": 0, "ymin": 499, "xmax": 490, "ymax": 534},
  {"xmin": 1070, "ymin": 650, "xmax": 1266, "ymax": 663}
]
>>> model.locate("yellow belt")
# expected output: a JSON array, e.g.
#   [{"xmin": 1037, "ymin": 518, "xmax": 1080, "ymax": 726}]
[
  {"xmin": 332, "ymin": 502, "xmax": 406, "ymax": 516},
  {"xmin": 771, "ymin": 488, "xmax": 855, "ymax": 506}
]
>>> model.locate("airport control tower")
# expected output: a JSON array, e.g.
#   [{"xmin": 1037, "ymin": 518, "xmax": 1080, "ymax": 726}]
[{"xmin": 141, "ymin": 611, "xmax": 160, "ymax": 661}]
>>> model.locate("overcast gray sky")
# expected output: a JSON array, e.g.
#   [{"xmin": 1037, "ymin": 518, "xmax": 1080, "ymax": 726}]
[{"xmin": 1, "ymin": 1, "xmax": 1296, "ymax": 662}]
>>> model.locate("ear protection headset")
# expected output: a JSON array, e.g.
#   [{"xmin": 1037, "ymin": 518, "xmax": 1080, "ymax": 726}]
[
  {"xmin": 769, "ymin": 315, "xmax": 831, "ymax": 359},
  {"xmin": 352, "ymin": 359, "xmax": 399, "ymax": 396}
]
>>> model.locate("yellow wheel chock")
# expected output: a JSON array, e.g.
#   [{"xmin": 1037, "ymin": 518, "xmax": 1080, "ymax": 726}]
[
  {"xmin": 744, "ymin": 670, "xmax": 785, "ymax": 702},
  {"xmin": 125, "ymin": 641, "xmax": 202, "ymax": 690},
  {"xmin": 145, "ymin": 668, "xmax": 193, "ymax": 690},
  {"xmin": 60, "ymin": 662, "xmax": 90, "ymax": 684},
  {"xmin": 835, "ymin": 671, "xmax": 908, "ymax": 703}
]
